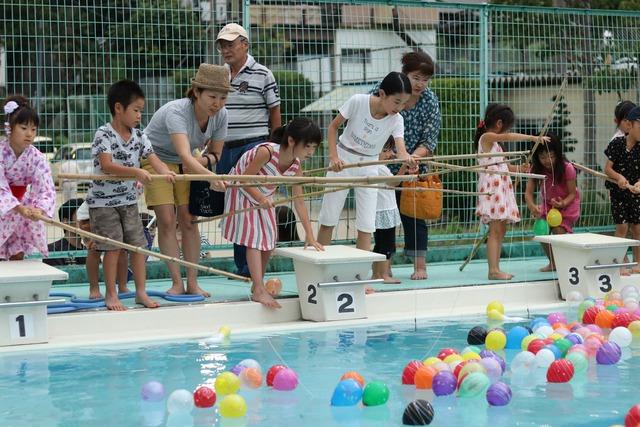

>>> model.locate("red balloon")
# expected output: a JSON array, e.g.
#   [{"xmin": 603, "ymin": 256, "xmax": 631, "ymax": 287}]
[
  {"xmin": 613, "ymin": 312, "xmax": 636, "ymax": 329},
  {"xmin": 582, "ymin": 306, "xmax": 603, "ymax": 324},
  {"xmin": 266, "ymin": 365, "xmax": 287, "ymax": 387},
  {"xmin": 546, "ymin": 359, "xmax": 574, "ymax": 383},
  {"xmin": 626, "ymin": 404, "xmax": 640, "ymax": 427},
  {"xmin": 402, "ymin": 360, "xmax": 424, "ymax": 385},
  {"xmin": 453, "ymin": 360, "xmax": 469, "ymax": 379},
  {"xmin": 437, "ymin": 348, "xmax": 458, "ymax": 360},
  {"xmin": 193, "ymin": 386, "xmax": 216, "ymax": 408},
  {"xmin": 527, "ymin": 339, "xmax": 546, "ymax": 355}
]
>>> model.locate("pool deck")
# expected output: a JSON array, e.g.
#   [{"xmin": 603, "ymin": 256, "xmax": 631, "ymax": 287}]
[{"xmin": 4, "ymin": 255, "xmax": 640, "ymax": 352}]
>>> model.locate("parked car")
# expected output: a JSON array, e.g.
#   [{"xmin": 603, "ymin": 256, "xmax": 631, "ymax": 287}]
[
  {"xmin": 33, "ymin": 136, "xmax": 55, "ymax": 161},
  {"xmin": 50, "ymin": 143, "xmax": 94, "ymax": 197}
]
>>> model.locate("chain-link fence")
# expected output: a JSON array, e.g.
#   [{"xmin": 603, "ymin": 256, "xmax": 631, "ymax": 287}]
[{"xmin": 2, "ymin": 1, "xmax": 639, "ymax": 254}]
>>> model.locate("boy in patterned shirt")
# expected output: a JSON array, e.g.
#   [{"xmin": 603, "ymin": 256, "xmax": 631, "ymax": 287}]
[{"xmin": 86, "ymin": 80, "xmax": 175, "ymax": 311}]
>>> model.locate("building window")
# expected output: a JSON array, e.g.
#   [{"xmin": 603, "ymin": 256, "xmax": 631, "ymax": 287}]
[{"xmin": 341, "ymin": 48, "xmax": 371, "ymax": 65}]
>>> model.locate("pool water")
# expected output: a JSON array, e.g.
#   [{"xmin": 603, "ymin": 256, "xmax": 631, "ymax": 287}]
[{"xmin": 0, "ymin": 316, "xmax": 638, "ymax": 427}]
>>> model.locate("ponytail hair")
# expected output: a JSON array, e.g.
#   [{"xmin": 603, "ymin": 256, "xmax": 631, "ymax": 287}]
[
  {"xmin": 377, "ymin": 71, "xmax": 412, "ymax": 97},
  {"xmin": 271, "ymin": 117, "xmax": 322, "ymax": 147},
  {"xmin": 473, "ymin": 103, "xmax": 515, "ymax": 150},
  {"xmin": 4, "ymin": 95, "xmax": 39, "ymax": 135}
]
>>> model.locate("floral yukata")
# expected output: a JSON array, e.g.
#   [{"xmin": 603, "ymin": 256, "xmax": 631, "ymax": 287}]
[{"xmin": 0, "ymin": 139, "xmax": 56, "ymax": 259}]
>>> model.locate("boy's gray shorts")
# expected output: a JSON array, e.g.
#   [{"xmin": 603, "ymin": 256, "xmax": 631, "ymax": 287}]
[{"xmin": 89, "ymin": 204, "xmax": 147, "ymax": 251}]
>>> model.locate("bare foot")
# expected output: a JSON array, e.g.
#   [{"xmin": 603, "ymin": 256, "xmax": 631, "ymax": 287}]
[
  {"xmin": 105, "ymin": 293, "xmax": 126, "ymax": 311},
  {"xmin": 365, "ymin": 287, "xmax": 376, "ymax": 294},
  {"xmin": 186, "ymin": 284, "xmax": 211, "ymax": 298},
  {"xmin": 488, "ymin": 271, "xmax": 514, "ymax": 280},
  {"xmin": 410, "ymin": 270, "xmax": 427, "ymax": 280},
  {"xmin": 631, "ymin": 266, "xmax": 640, "ymax": 274},
  {"xmin": 539, "ymin": 264, "xmax": 556, "ymax": 272},
  {"xmin": 136, "ymin": 293, "xmax": 160, "ymax": 309},
  {"xmin": 251, "ymin": 288, "xmax": 281, "ymax": 309},
  {"xmin": 382, "ymin": 275, "xmax": 401, "ymax": 284},
  {"xmin": 118, "ymin": 286, "xmax": 132, "ymax": 294},
  {"xmin": 89, "ymin": 289, "xmax": 103, "ymax": 300},
  {"xmin": 621, "ymin": 268, "xmax": 632, "ymax": 276},
  {"xmin": 166, "ymin": 283, "xmax": 186, "ymax": 295}
]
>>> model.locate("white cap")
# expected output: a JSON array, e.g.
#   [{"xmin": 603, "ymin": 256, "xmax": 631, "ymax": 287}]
[
  {"xmin": 76, "ymin": 201, "xmax": 90, "ymax": 221},
  {"xmin": 216, "ymin": 23, "xmax": 248, "ymax": 42}
]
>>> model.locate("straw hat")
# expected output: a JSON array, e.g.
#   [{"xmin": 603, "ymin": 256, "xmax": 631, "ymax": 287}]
[
  {"xmin": 216, "ymin": 23, "xmax": 248, "ymax": 42},
  {"xmin": 191, "ymin": 64, "xmax": 232, "ymax": 93}
]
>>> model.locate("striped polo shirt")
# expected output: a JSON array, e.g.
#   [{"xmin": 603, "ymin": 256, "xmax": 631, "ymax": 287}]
[{"xmin": 225, "ymin": 54, "xmax": 280, "ymax": 141}]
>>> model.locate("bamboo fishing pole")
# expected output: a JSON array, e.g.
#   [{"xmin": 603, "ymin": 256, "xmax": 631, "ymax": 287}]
[
  {"xmin": 303, "ymin": 150, "xmax": 530, "ymax": 175},
  {"xmin": 36, "ymin": 214, "xmax": 251, "ymax": 282},
  {"xmin": 427, "ymin": 160, "xmax": 547, "ymax": 180},
  {"xmin": 571, "ymin": 161, "xmax": 637, "ymax": 192}
]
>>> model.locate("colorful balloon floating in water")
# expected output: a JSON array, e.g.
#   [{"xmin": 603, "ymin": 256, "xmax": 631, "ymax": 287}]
[
  {"xmin": 265, "ymin": 277, "xmax": 283, "ymax": 296},
  {"xmin": 266, "ymin": 364, "xmax": 287, "ymax": 387},
  {"xmin": 193, "ymin": 385, "xmax": 216, "ymax": 408},
  {"xmin": 402, "ymin": 360, "xmax": 424, "ymax": 385},
  {"xmin": 485, "ymin": 330, "xmax": 507, "ymax": 351},
  {"xmin": 362, "ymin": 381, "xmax": 389, "ymax": 407},
  {"xmin": 215, "ymin": 372, "xmax": 240, "ymax": 396},
  {"xmin": 341, "ymin": 371, "xmax": 365, "ymax": 387},
  {"xmin": 402, "ymin": 399, "xmax": 435, "ymax": 426},
  {"xmin": 546, "ymin": 208, "xmax": 562, "ymax": 228},
  {"xmin": 432, "ymin": 371, "xmax": 457, "ymax": 396},
  {"xmin": 458, "ymin": 372, "xmax": 490, "ymax": 398},
  {"xmin": 240, "ymin": 367, "xmax": 263, "ymax": 389},
  {"xmin": 625, "ymin": 403, "xmax": 640, "ymax": 427},
  {"xmin": 330, "ymin": 379, "xmax": 363, "ymax": 406},
  {"xmin": 272, "ymin": 367, "xmax": 298, "ymax": 391},
  {"xmin": 546, "ymin": 359, "xmax": 574, "ymax": 383},
  {"xmin": 596, "ymin": 342, "xmax": 622, "ymax": 365},
  {"xmin": 167, "ymin": 389, "xmax": 194, "ymax": 414},
  {"xmin": 533, "ymin": 218, "xmax": 550, "ymax": 236},
  {"xmin": 140, "ymin": 380, "xmax": 165, "ymax": 402},
  {"xmin": 467, "ymin": 325, "xmax": 488, "ymax": 345},
  {"xmin": 486, "ymin": 382, "xmax": 512, "ymax": 406},
  {"xmin": 219, "ymin": 394, "xmax": 247, "ymax": 418}
]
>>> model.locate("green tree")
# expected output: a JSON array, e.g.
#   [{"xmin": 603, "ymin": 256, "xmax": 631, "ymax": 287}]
[
  {"xmin": 547, "ymin": 94, "xmax": 578, "ymax": 153},
  {"xmin": 272, "ymin": 71, "xmax": 315, "ymax": 124}
]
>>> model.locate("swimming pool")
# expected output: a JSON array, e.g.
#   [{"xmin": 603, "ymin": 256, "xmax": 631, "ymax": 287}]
[{"xmin": 0, "ymin": 316, "xmax": 637, "ymax": 427}]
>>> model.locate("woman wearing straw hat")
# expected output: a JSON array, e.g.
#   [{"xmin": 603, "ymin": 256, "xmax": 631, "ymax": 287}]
[{"xmin": 143, "ymin": 63, "xmax": 230, "ymax": 297}]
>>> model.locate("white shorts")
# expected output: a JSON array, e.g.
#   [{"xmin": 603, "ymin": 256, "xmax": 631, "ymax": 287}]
[{"xmin": 318, "ymin": 147, "xmax": 379, "ymax": 233}]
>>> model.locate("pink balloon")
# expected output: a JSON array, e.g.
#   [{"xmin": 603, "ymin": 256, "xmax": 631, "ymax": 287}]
[{"xmin": 272, "ymin": 368, "xmax": 298, "ymax": 391}]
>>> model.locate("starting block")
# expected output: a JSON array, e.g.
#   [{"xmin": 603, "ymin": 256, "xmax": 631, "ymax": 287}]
[
  {"xmin": 0, "ymin": 261, "xmax": 67, "ymax": 346},
  {"xmin": 534, "ymin": 233, "xmax": 639, "ymax": 299},
  {"xmin": 275, "ymin": 245, "xmax": 384, "ymax": 321}
]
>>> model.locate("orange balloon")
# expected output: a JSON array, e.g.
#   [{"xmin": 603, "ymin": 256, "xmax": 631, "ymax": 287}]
[
  {"xmin": 240, "ymin": 367, "xmax": 263, "ymax": 389},
  {"xmin": 414, "ymin": 365, "xmax": 438, "ymax": 390},
  {"xmin": 340, "ymin": 371, "xmax": 365, "ymax": 387},
  {"xmin": 552, "ymin": 322, "xmax": 568, "ymax": 330},
  {"xmin": 595, "ymin": 310, "xmax": 615, "ymax": 329},
  {"xmin": 265, "ymin": 278, "xmax": 282, "ymax": 296}
]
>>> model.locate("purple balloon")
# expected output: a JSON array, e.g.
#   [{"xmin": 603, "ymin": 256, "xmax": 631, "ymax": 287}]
[
  {"xmin": 486, "ymin": 354, "xmax": 506, "ymax": 374},
  {"xmin": 140, "ymin": 380, "xmax": 165, "ymax": 402},
  {"xmin": 565, "ymin": 333, "xmax": 583, "ymax": 345},
  {"xmin": 432, "ymin": 371, "xmax": 457, "ymax": 396},
  {"xmin": 230, "ymin": 364, "xmax": 245, "ymax": 376},
  {"xmin": 596, "ymin": 342, "xmax": 621, "ymax": 365},
  {"xmin": 486, "ymin": 382, "xmax": 512, "ymax": 406},
  {"xmin": 479, "ymin": 349, "xmax": 496, "ymax": 359},
  {"xmin": 585, "ymin": 324, "xmax": 602, "ymax": 335},
  {"xmin": 479, "ymin": 357, "xmax": 502, "ymax": 381},
  {"xmin": 273, "ymin": 368, "xmax": 298, "ymax": 391}
]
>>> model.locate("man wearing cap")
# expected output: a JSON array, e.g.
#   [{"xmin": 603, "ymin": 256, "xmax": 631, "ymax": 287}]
[
  {"xmin": 215, "ymin": 23, "xmax": 282, "ymax": 277},
  {"xmin": 143, "ymin": 63, "xmax": 230, "ymax": 297}
]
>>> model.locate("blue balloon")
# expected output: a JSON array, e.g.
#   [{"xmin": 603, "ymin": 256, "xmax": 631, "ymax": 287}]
[
  {"xmin": 331, "ymin": 379, "xmax": 363, "ymax": 407},
  {"xmin": 530, "ymin": 317, "xmax": 550, "ymax": 329},
  {"xmin": 506, "ymin": 326, "xmax": 529, "ymax": 349},
  {"xmin": 544, "ymin": 344, "xmax": 562, "ymax": 360}
]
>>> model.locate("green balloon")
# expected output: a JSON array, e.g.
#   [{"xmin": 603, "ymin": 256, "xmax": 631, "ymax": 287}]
[
  {"xmin": 457, "ymin": 372, "xmax": 490, "ymax": 398},
  {"xmin": 565, "ymin": 352, "xmax": 589, "ymax": 374},
  {"xmin": 362, "ymin": 381, "xmax": 389, "ymax": 406},
  {"xmin": 533, "ymin": 219, "xmax": 550, "ymax": 236},
  {"xmin": 554, "ymin": 338, "xmax": 573, "ymax": 357}
]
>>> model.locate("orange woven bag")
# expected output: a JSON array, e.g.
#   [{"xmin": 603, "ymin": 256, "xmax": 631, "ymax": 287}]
[{"xmin": 399, "ymin": 175, "xmax": 443, "ymax": 220}]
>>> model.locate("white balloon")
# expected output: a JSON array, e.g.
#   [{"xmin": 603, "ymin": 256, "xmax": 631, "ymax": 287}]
[
  {"xmin": 566, "ymin": 291, "xmax": 583, "ymax": 303},
  {"xmin": 535, "ymin": 349, "xmax": 555, "ymax": 368},
  {"xmin": 238, "ymin": 359, "xmax": 261, "ymax": 371},
  {"xmin": 609, "ymin": 327, "xmax": 633, "ymax": 348},
  {"xmin": 511, "ymin": 351, "xmax": 536, "ymax": 373},
  {"xmin": 167, "ymin": 389, "xmax": 194, "ymax": 414},
  {"xmin": 534, "ymin": 325, "xmax": 554, "ymax": 338}
]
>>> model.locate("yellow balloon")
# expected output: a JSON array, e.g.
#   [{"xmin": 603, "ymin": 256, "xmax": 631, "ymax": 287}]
[
  {"xmin": 423, "ymin": 357, "xmax": 441, "ymax": 366},
  {"xmin": 443, "ymin": 354, "xmax": 463, "ymax": 365},
  {"xmin": 486, "ymin": 301, "xmax": 505, "ymax": 316},
  {"xmin": 628, "ymin": 320, "xmax": 640, "ymax": 339},
  {"xmin": 521, "ymin": 334, "xmax": 537, "ymax": 351},
  {"xmin": 485, "ymin": 330, "xmax": 507, "ymax": 351},
  {"xmin": 487, "ymin": 309, "xmax": 505, "ymax": 321},
  {"xmin": 215, "ymin": 372, "xmax": 240, "ymax": 396},
  {"xmin": 218, "ymin": 325, "xmax": 231, "ymax": 338},
  {"xmin": 546, "ymin": 208, "xmax": 562, "ymax": 228},
  {"xmin": 219, "ymin": 394, "xmax": 247, "ymax": 418},
  {"xmin": 461, "ymin": 352, "xmax": 481, "ymax": 362}
]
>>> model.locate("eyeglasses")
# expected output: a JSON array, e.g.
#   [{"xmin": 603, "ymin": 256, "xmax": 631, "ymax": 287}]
[{"xmin": 407, "ymin": 74, "xmax": 431, "ymax": 85}]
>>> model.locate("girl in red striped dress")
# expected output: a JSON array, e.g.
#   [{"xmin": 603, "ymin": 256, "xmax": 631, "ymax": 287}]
[{"xmin": 221, "ymin": 118, "xmax": 324, "ymax": 309}]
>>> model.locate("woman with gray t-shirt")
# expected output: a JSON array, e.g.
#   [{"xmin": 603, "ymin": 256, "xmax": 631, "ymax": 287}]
[{"xmin": 143, "ymin": 64, "xmax": 229, "ymax": 297}]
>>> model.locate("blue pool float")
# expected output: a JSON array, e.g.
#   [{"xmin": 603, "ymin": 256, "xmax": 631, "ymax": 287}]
[{"xmin": 48, "ymin": 290, "xmax": 205, "ymax": 314}]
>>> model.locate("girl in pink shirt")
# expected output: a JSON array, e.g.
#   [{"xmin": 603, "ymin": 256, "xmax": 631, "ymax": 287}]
[{"xmin": 525, "ymin": 134, "xmax": 580, "ymax": 272}]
